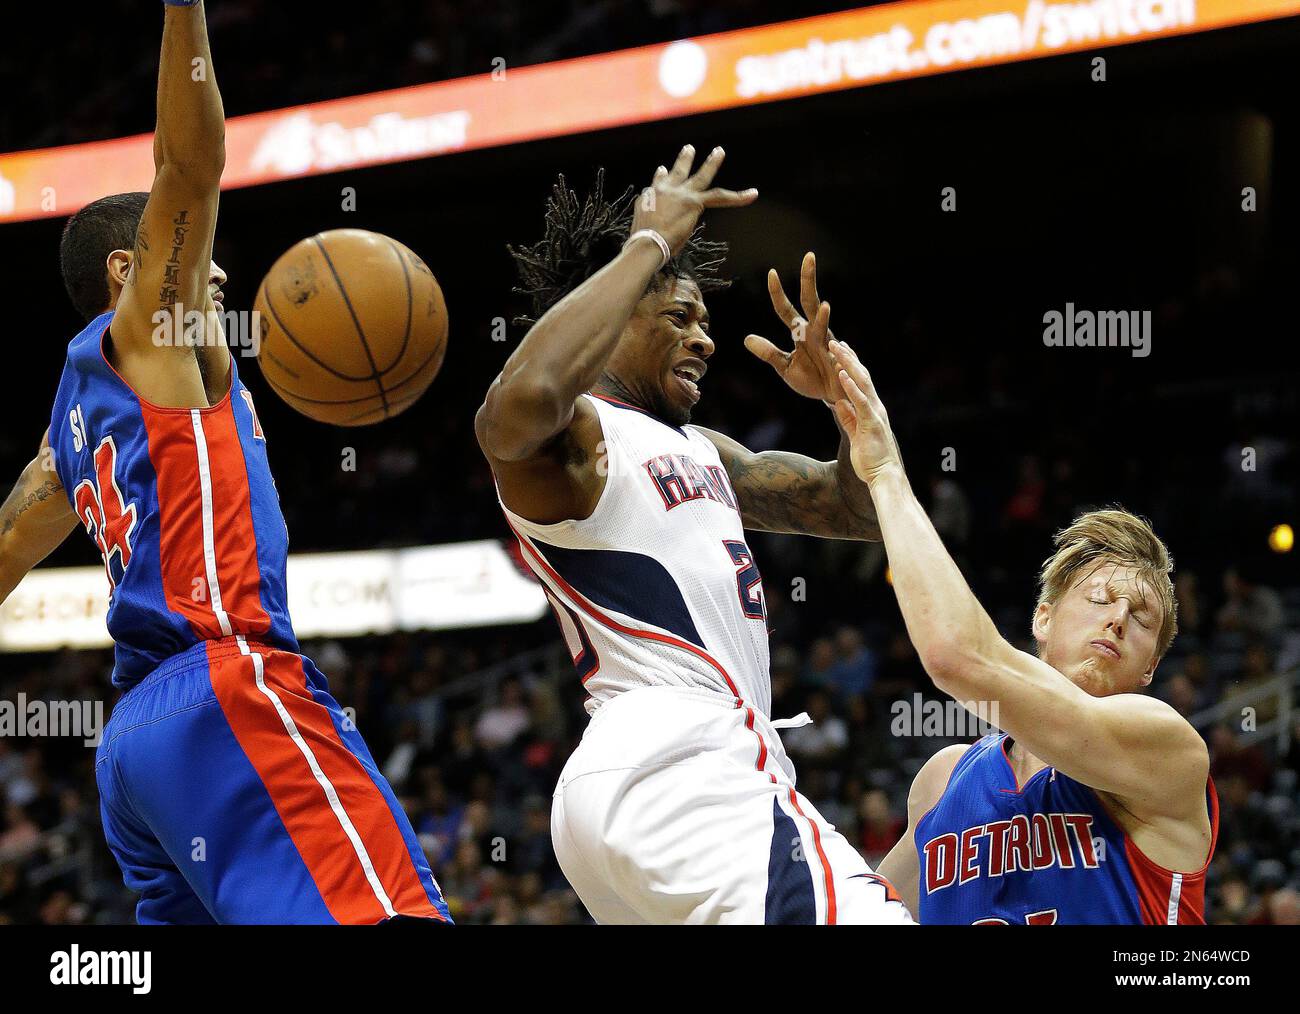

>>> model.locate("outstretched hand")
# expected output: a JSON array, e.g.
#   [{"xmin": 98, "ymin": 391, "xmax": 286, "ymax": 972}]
[
  {"xmin": 745, "ymin": 252, "xmax": 842, "ymax": 404},
  {"xmin": 631, "ymin": 145, "xmax": 758, "ymax": 255},
  {"xmin": 827, "ymin": 338, "xmax": 903, "ymax": 484}
]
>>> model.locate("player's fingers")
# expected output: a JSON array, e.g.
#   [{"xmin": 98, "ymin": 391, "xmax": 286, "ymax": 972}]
[
  {"xmin": 805, "ymin": 301, "xmax": 831, "ymax": 350},
  {"xmin": 690, "ymin": 146, "xmax": 726, "ymax": 189},
  {"xmin": 766, "ymin": 268, "xmax": 801, "ymax": 330},
  {"xmin": 831, "ymin": 340, "xmax": 887, "ymax": 414},
  {"xmin": 830, "ymin": 339, "xmax": 874, "ymax": 393},
  {"xmin": 669, "ymin": 144, "xmax": 696, "ymax": 182},
  {"xmin": 833, "ymin": 398, "xmax": 857, "ymax": 432},
  {"xmin": 744, "ymin": 334, "xmax": 788, "ymax": 370},
  {"xmin": 837, "ymin": 368, "xmax": 872, "ymax": 413},
  {"xmin": 799, "ymin": 251, "xmax": 821, "ymax": 319},
  {"xmin": 699, "ymin": 186, "xmax": 759, "ymax": 208},
  {"xmin": 652, "ymin": 164, "xmax": 669, "ymax": 184},
  {"xmin": 828, "ymin": 337, "xmax": 867, "ymax": 378}
]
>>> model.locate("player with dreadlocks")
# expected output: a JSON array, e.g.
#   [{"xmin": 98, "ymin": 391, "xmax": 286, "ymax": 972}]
[{"xmin": 476, "ymin": 145, "xmax": 913, "ymax": 924}]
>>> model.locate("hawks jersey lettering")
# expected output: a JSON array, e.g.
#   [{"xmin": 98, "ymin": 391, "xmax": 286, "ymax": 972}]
[
  {"xmin": 49, "ymin": 311, "xmax": 298, "ymax": 688},
  {"xmin": 500, "ymin": 394, "xmax": 771, "ymax": 715},
  {"xmin": 916, "ymin": 733, "xmax": 1218, "ymax": 925}
]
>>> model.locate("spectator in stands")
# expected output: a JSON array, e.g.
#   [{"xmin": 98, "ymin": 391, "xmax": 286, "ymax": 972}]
[
  {"xmin": 1175, "ymin": 570, "xmax": 1205, "ymax": 641},
  {"xmin": 1209, "ymin": 724, "xmax": 1273, "ymax": 793},
  {"xmin": 1223, "ymin": 643, "xmax": 1284, "ymax": 726},
  {"xmin": 783, "ymin": 690, "xmax": 848, "ymax": 767},
  {"xmin": 414, "ymin": 779, "xmax": 464, "ymax": 869},
  {"xmin": 1264, "ymin": 888, "xmax": 1300, "ymax": 925},
  {"xmin": 822, "ymin": 625, "xmax": 877, "ymax": 700},
  {"xmin": 801, "ymin": 637, "xmax": 838, "ymax": 692},
  {"xmin": 1163, "ymin": 673, "xmax": 1201, "ymax": 719},
  {"xmin": 858, "ymin": 788, "xmax": 904, "ymax": 867},
  {"xmin": 474, "ymin": 677, "xmax": 531, "ymax": 751},
  {"xmin": 1216, "ymin": 569, "xmax": 1285, "ymax": 643},
  {"xmin": 929, "ymin": 471, "xmax": 971, "ymax": 550}
]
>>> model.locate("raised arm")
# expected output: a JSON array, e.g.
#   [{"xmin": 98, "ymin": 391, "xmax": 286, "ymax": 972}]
[
  {"xmin": 0, "ymin": 433, "xmax": 77, "ymax": 605},
  {"xmin": 110, "ymin": 1, "xmax": 227, "ymax": 406},
  {"xmin": 477, "ymin": 145, "xmax": 755, "ymax": 464},
  {"xmin": 477, "ymin": 147, "xmax": 755, "ymax": 523},
  {"xmin": 826, "ymin": 339, "xmax": 1207, "ymax": 819}
]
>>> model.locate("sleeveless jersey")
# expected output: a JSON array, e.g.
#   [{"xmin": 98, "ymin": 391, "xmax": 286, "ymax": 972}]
[
  {"xmin": 49, "ymin": 310, "xmax": 298, "ymax": 689},
  {"xmin": 499, "ymin": 394, "xmax": 772, "ymax": 715},
  {"xmin": 916, "ymin": 733, "xmax": 1219, "ymax": 924}
]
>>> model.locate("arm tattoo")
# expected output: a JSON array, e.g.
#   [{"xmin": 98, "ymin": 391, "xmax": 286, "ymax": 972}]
[
  {"xmin": 0, "ymin": 472, "xmax": 64, "ymax": 539},
  {"xmin": 157, "ymin": 209, "xmax": 191, "ymax": 311},
  {"xmin": 720, "ymin": 438, "xmax": 881, "ymax": 541},
  {"xmin": 133, "ymin": 223, "xmax": 150, "ymax": 270}
]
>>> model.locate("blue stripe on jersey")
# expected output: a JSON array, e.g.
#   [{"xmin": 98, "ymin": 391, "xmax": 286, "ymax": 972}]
[
  {"xmin": 529, "ymin": 537, "xmax": 705, "ymax": 647},
  {"xmin": 766, "ymin": 798, "xmax": 816, "ymax": 924}
]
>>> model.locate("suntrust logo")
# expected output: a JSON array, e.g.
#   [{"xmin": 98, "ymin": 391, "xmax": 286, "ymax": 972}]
[{"xmin": 250, "ymin": 110, "xmax": 472, "ymax": 176}]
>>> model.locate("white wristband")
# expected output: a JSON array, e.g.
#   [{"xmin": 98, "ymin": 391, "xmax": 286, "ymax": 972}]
[{"xmin": 623, "ymin": 229, "xmax": 671, "ymax": 269}]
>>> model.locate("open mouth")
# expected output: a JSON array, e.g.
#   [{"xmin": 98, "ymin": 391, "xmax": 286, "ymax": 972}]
[{"xmin": 671, "ymin": 360, "xmax": 705, "ymax": 402}]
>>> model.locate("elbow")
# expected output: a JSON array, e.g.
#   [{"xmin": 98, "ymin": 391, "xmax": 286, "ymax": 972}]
[
  {"xmin": 918, "ymin": 639, "xmax": 969, "ymax": 691},
  {"xmin": 156, "ymin": 133, "xmax": 226, "ymax": 180},
  {"xmin": 918, "ymin": 630, "xmax": 1002, "ymax": 698}
]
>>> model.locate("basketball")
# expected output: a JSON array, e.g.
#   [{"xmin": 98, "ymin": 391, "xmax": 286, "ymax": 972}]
[{"xmin": 252, "ymin": 229, "xmax": 448, "ymax": 426}]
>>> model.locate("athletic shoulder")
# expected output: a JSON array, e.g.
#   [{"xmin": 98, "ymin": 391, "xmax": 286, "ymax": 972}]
[{"xmin": 908, "ymin": 743, "xmax": 972, "ymax": 817}]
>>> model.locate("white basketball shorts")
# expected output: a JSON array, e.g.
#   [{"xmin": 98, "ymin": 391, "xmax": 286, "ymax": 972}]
[{"xmin": 551, "ymin": 685, "xmax": 916, "ymax": 925}]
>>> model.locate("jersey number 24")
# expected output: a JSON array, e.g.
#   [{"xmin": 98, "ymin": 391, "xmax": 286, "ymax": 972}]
[{"xmin": 73, "ymin": 436, "xmax": 138, "ymax": 591}]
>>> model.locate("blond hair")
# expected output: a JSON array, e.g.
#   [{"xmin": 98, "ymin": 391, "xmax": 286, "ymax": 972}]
[{"xmin": 1037, "ymin": 508, "xmax": 1178, "ymax": 658}]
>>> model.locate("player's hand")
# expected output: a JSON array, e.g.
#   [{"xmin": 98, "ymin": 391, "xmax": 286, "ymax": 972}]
[
  {"xmin": 827, "ymin": 338, "xmax": 903, "ymax": 484},
  {"xmin": 631, "ymin": 145, "xmax": 757, "ymax": 255},
  {"xmin": 745, "ymin": 252, "xmax": 842, "ymax": 404}
]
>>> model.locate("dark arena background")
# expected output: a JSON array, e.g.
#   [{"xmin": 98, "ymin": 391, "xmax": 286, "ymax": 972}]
[{"xmin": 0, "ymin": 0, "xmax": 1297, "ymax": 951}]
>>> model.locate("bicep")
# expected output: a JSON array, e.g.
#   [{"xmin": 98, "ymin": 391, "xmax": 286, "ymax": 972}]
[{"xmin": 114, "ymin": 167, "xmax": 219, "ymax": 351}]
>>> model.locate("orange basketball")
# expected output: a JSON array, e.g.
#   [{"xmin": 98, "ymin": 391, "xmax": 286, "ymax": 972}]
[{"xmin": 253, "ymin": 229, "xmax": 448, "ymax": 426}]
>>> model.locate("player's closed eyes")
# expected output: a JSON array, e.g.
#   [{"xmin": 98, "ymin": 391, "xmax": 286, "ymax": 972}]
[{"xmin": 1089, "ymin": 596, "xmax": 1151, "ymax": 628}]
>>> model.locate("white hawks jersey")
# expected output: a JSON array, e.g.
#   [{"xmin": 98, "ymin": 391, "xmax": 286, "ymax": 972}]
[{"xmin": 499, "ymin": 393, "xmax": 772, "ymax": 716}]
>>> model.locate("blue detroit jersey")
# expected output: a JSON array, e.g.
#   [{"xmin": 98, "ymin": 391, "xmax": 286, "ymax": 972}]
[
  {"xmin": 49, "ymin": 310, "xmax": 298, "ymax": 688},
  {"xmin": 916, "ymin": 733, "xmax": 1217, "ymax": 924}
]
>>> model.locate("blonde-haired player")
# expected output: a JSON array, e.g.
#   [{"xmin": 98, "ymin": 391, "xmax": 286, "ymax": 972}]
[{"xmin": 824, "ymin": 340, "xmax": 1218, "ymax": 924}]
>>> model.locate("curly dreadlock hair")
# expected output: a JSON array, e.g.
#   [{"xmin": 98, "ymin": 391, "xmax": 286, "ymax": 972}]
[{"xmin": 507, "ymin": 169, "xmax": 732, "ymax": 327}]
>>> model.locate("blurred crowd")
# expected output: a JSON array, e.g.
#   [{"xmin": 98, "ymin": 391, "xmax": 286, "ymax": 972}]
[{"xmin": 0, "ymin": 0, "xmax": 871, "ymax": 153}]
